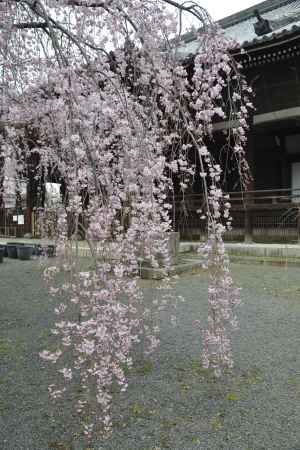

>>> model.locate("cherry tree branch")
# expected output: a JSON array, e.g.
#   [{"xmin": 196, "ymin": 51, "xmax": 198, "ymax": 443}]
[{"xmin": 9, "ymin": 21, "xmax": 48, "ymax": 29}]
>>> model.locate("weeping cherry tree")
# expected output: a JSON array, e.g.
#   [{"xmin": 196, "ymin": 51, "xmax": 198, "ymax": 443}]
[{"xmin": 0, "ymin": 0, "xmax": 253, "ymax": 440}]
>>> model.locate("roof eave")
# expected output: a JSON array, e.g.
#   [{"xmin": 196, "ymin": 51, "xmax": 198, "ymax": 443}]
[
  {"xmin": 218, "ymin": 0, "xmax": 294, "ymax": 29},
  {"xmin": 237, "ymin": 24, "xmax": 300, "ymax": 52}
]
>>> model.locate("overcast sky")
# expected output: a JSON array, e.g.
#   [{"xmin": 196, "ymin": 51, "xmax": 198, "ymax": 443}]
[{"xmin": 198, "ymin": 0, "xmax": 262, "ymax": 20}]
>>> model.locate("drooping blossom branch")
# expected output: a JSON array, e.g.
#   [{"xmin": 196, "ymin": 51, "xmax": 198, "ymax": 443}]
[{"xmin": 0, "ymin": 0, "xmax": 252, "ymax": 441}]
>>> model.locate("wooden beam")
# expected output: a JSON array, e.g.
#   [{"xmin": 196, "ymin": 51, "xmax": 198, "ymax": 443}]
[{"xmin": 213, "ymin": 106, "xmax": 300, "ymax": 131}]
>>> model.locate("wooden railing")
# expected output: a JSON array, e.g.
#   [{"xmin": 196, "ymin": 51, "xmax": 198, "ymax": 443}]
[
  {"xmin": 0, "ymin": 226, "xmax": 17, "ymax": 238},
  {"xmin": 227, "ymin": 188, "xmax": 300, "ymax": 208},
  {"xmin": 1, "ymin": 189, "xmax": 300, "ymax": 242},
  {"xmin": 172, "ymin": 188, "xmax": 300, "ymax": 242},
  {"xmin": 172, "ymin": 188, "xmax": 300, "ymax": 211},
  {"xmin": 0, "ymin": 208, "xmax": 33, "ymax": 238}
]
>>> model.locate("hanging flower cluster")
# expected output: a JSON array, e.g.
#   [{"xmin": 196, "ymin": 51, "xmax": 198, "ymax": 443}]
[{"xmin": 0, "ymin": 0, "xmax": 253, "ymax": 439}]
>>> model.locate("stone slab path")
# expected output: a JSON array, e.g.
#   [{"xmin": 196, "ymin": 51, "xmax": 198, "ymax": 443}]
[{"xmin": 0, "ymin": 259, "xmax": 300, "ymax": 449}]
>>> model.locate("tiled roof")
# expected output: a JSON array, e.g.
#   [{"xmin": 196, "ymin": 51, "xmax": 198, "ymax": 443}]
[
  {"xmin": 223, "ymin": 0, "xmax": 300, "ymax": 45},
  {"xmin": 177, "ymin": 0, "xmax": 300, "ymax": 57}
]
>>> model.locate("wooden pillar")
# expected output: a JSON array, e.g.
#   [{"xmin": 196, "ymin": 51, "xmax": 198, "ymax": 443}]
[
  {"xmin": 31, "ymin": 210, "xmax": 35, "ymax": 237},
  {"xmin": 244, "ymin": 114, "xmax": 255, "ymax": 243},
  {"xmin": 244, "ymin": 206, "xmax": 253, "ymax": 243},
  {"xmin": 297, "ymin": 207, "xmax": 300, "ymax": 243}
]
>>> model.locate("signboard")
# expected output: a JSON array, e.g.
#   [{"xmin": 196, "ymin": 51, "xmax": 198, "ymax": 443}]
[
  {"xmin": 19, "ymin": 182, "xmax": 27, "ymax": 208},
  {"xmin": 45, "ymin": 182, "xmax": 61, "ymax": 208},
  {"xmin": 17, "ymin": 215, "xmax": 24, "ymax": 225},
  {"xmin": 3, "ymin": 158, "xmax": 16, "ymax": 209}
]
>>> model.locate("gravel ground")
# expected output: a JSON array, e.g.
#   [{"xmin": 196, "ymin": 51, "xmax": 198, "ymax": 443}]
[{"xmin": 1, "ymin": 258, "xmax": 300, "ymax": 450}]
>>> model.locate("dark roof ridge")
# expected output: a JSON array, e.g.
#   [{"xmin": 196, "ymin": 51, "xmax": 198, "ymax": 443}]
[{"xmin": 218, "ymin": 0, "xmax": 296, "ymax": 28}]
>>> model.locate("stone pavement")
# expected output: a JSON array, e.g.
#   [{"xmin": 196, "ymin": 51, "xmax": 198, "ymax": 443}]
[
  {"xmin": 3, "ymin": 238, "xmax": 300, "ymax": 256},
  {"xmin": 181, "ymin": 241, "xmax": 300, "ymax": 259},
  {"xmin": 2, "ymin": 238, "xmax": 300, "ymax": 269}
]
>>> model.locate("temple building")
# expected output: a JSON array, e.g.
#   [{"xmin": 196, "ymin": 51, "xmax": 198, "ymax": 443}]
[
  {"xmin": 1, "ymin": 0, "xmax": 300, "ymax": 241},
  {"xmin": 174, "ymin": 0, "xmax": 300, "ymax": 242}
]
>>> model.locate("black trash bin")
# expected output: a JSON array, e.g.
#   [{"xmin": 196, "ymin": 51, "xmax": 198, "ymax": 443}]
[
  {"xmin": 17, "ymin": 246, "xmax": 34, "ymax": 260},
  {"xmin": 7, "ymin": 244, "xmax": 18, "ymax": 259},
  {"xmin": 0, "ymin": 245, "xmax": 7, "ymax": 257}
]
